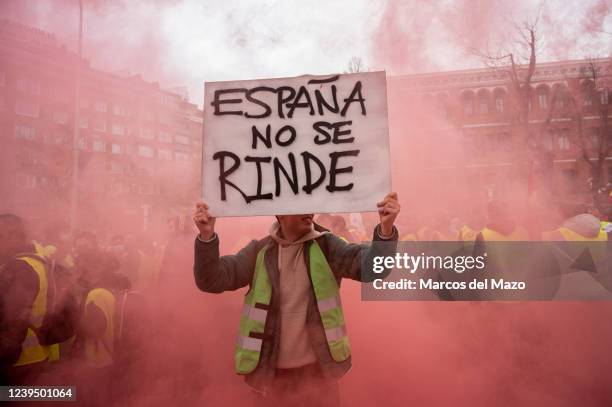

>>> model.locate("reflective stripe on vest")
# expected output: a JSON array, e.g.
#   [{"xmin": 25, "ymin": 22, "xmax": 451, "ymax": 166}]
[
  {"xmin": 234, "ymin": 241, "xmax": 351, "ymax": 375},
  {"xmin": 308, "ymin": 241, "xmax": 351, "ymax": 363},
  {"xmin": 84, "ymin": 288, "xmax": 116, "ymax": 368},
  {"xmin": 235, "ymin": 248, "xmax": 272, "ymax": 374},
  {"xmin": 14, "ymin": 256, "xmax": 50, "ymax": 366},
  {"xmin": 480, "ymin": 226, "xmax": 529, "ymax": 241}
]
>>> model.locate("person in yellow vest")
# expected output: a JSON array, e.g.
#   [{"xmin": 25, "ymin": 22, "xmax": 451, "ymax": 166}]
[
  {"xmin": 542, "ymin": 207, "xmax": 607, "ymax": 242},
  {"xmin": 458, "ymin": 224, "xmax": 479, "ymax": 242},
  {"xmin": 476, "ymin": 200, "xmax": 530, "ymax": 242},
  {"xmin": 193, "ymin": 193, "xmax": 400, "ymax": 406},
  {"xmin": 0, "ymin": 214, "xmax": 78, "ymax": 385},
  {"xmin": 72, "ymin": 248, "xmax": 143, "ymax": 406}
]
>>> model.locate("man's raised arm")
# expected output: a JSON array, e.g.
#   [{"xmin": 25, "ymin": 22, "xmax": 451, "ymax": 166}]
[{"xmin": 192, "ymin": 202, "xmax": 257, "ymax": 293}]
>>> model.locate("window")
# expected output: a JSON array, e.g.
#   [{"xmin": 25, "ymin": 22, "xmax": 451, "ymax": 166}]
[
  {"xmin": 93, "ymin": 140, "xmax": 105, "ymax": 152},
  {"xmin": 478, "ymin": 94, "xmax": 489, "ymax": 114},
  {"xmin": 582, "ymin": 81, "xmax": 594, "ymax": 106},
  {"xmin": 80, "ymin": 118, "xmax": 88, "ymax": 129},
  {"xmin": 110, "ymin": 161, "xmax": 122, "ymax": 174},
  {"xmin": 111, "ymin": 124, "xmax": 125, "ymax": 136},
  {"xmin": 601, "ymin": 88, "xmax": 609, "ymax": 105},
  {"xmin": 462, "ymin": 92, "xmax": 474, "ymax": 115},
  {"xmin": 139, "ymin": 183, "xmax": 154, "ymax": 195},
  {"xmin": 175, "ymin": 152, "xmax": 189, "ymax": 161},
  {"xmin": 561, "ymin": 169, "xmax": 576, "ymax": 186},
  {"xmin": 15, "ymin": 125, "xmax": 36, "ymax": 140},
  {"xmin": 543, "ymin": 131, "xmax": 554, "ymax": 151},
  {"xmin": 140, "ymin": 128, "xmax": 154, "ymax": 139},
  {"xmin": 80, "ymin": 98, "xmax": 89, "ymax": 109},
  {"xmin": 434, "ymin": 94, "xmax": 449, "ymax": 118},
  {"xmin": 555, "ymin": 88, "xmax": 565, "ymax": 109},
  {"xmin": 95, "ymin": 101, "xmax": 108, "ymax": 112},
  {"xmin": 16, "ymin": 77, "xmax": 28, "ymax": 92},
  {"xmin": 16, "ymin": 173, "xmax": 36, "ymax": 189},
  {"xmin": 589, "ymin": 128, "xmax": 601, "ymax": 148},
  {"xmin": 53, "ymin": 133, "xmax": 68, "ymax": 145},
  {"xmin": 174, "ymin": 135, "xmax": 190, "ymax": 145},
  {"xmin": 159, "ymin": 132, "xmax": 172, "ymax": 143},
  {"xmin": 113, "ymin": 105, "xmax": 127, "ymax": 116},
  {"xmin": 138, "ymin": 145, "xmax": 154, "ymax": 157},
  {"xmin": 139, "ymin": 164, "xmax": 154, "ymax": 176},
  {"xmin": 38, "ymin": 176, "xmax": 59, "ymax": 189},
  {"xmin": 77, "ymin": 137, "xmax": 87, "ymax": 150},
  {"xmin": 538, "ymin": 92, "xmax": 548, "ymax": 109},
  {"xmin": 111, "ymin": 143, "xmax": 121, "ymax": 154},
  {"xmin": 158, "ymin": 149, "xmax": 172, "ymax": 160},
  {"xmin": 93, "ymin": 120, "xmax": 106, "ymax": 132},
  {"xmin": 109, "ymin": 182, "xmax": 123, "ymax": 194},
  {"xmin": 557, "ymin": 131, "xmax": 571, "ymax": 150},
  {"xmin": 496, "ymin": 133, "xmax": 512, "ymax": 151},
  {"xmin": 495, "ymin": 96, "xmax": 504, "ymax": 112},
  {"xmin": 15, "ymin": 100, "xmax": 39, "ymax": 117},
  {"xmin": 52, "ymin": 90, "xmax": 69, "ymax": 104},
  {"xmin": 31, "ymin": 80, "xmax": 40, "ymax": 95},
  {"xmin": 17, "ymin": 77, "xmax": 40, "ymax": 94},
  {"xmin": 53, "ymin": 112, "xmax": 69, "ymax": 124}
]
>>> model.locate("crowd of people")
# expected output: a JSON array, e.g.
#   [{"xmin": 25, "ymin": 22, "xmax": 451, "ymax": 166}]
[
  {"xmin": 0, "ymin": 214, "xmax": 198, "ymax": 405},
  {"xmin": 1, "ymin": 198, "xmax": 610, "ymax": 405}
]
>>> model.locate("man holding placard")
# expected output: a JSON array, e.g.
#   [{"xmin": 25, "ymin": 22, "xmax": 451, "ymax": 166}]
[
  {"xmin": 192, "ymin": 192, "xmax": 399, "ymax": 405},
  {"xmin": 192, "ymin": 71, "xmax": 398, "ymax": 405}
]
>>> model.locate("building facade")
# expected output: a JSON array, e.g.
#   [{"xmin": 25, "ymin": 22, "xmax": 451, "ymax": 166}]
[
  {"xmin": 0, "ymin": 20, "xmax": 203, "ymax": 235},
  {"xmin": 388, "ymin": 57, "xmax": 612, "ymax": 212}
]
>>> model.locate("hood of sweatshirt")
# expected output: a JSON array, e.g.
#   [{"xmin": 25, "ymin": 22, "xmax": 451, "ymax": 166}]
[
  {"xmin": 269, "ymin": 221, "xmax": 327, "ymax": 246},
  {"xmin": 562, "ymin": 214, "xmax": 601, "ymax": 238}
]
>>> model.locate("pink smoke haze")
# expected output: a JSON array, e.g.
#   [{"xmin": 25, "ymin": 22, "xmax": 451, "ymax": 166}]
[{"xmin": 1, "ymin": 0, "xmax": 611, "ymax": 406}]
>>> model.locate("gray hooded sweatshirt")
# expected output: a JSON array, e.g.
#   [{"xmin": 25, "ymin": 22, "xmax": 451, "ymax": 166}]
[{"xmin": 268, "ymin": 222, "xmax": 328, "ymax": 368}]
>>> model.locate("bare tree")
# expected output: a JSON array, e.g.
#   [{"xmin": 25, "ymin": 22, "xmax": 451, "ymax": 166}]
[
  {"xmin": 566, "ymin": 59, "xmax": 612, "ymax": 203},
  {"xmin": 471, "ymin": 16, "xmax": 554, "ymax": 196},
  {"xmin": 346, "ymin": 56, "xmax": 364, "ymax": 74}
]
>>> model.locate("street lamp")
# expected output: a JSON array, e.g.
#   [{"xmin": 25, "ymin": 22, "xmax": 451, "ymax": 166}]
[{"xmin": 69, "ymin": 0, "xmax": 83, "ymax": 235}]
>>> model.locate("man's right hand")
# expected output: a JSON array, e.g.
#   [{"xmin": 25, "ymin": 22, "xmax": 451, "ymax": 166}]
[{"xmin": 193, "ymin": 202, "xmax": 216, "ymax": 240}]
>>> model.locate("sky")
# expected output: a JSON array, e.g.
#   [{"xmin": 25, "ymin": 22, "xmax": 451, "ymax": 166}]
[{"xmin": 1, "ymin": 0, "xmax": 610, "ymax": 107}]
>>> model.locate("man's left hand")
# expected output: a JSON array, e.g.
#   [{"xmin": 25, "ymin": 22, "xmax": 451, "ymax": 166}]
[{"xmin": 377, "ymin": 192, "xmax": 400, "ymax": 237}]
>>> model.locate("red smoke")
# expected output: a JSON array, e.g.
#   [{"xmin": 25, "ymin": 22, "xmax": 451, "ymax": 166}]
[{"xmin": 2, "ymin": 0, "xmax": 611, "ymax": 406}]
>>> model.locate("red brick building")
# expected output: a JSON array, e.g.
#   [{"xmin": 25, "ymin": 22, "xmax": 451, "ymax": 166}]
[{"xmin": 0, "ymin": 20, "xmax": 203, "ymax": 235}]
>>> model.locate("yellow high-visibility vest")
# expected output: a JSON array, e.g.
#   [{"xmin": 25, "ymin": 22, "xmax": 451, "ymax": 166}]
[
  {"xmin": 235, "ymin": 241, "xmax": 350, "ymax": 374},
  {"xmin": 401, "ymin": 233, "xmax": 418, "ymax": 242},
  {"xmin": 459, "ymin": 226, "xmax": 479, "ymax": 242},
  {"xmin": 83, "ymin": 288, "xmax": 116, "ymax": 368},
  {"xmin": 13, "ymin": 255, "xmax": 52, "ymax": 366},
  {"xmin": 480, "ymin": 226, "xmax": 529, "ymax": 241}
]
